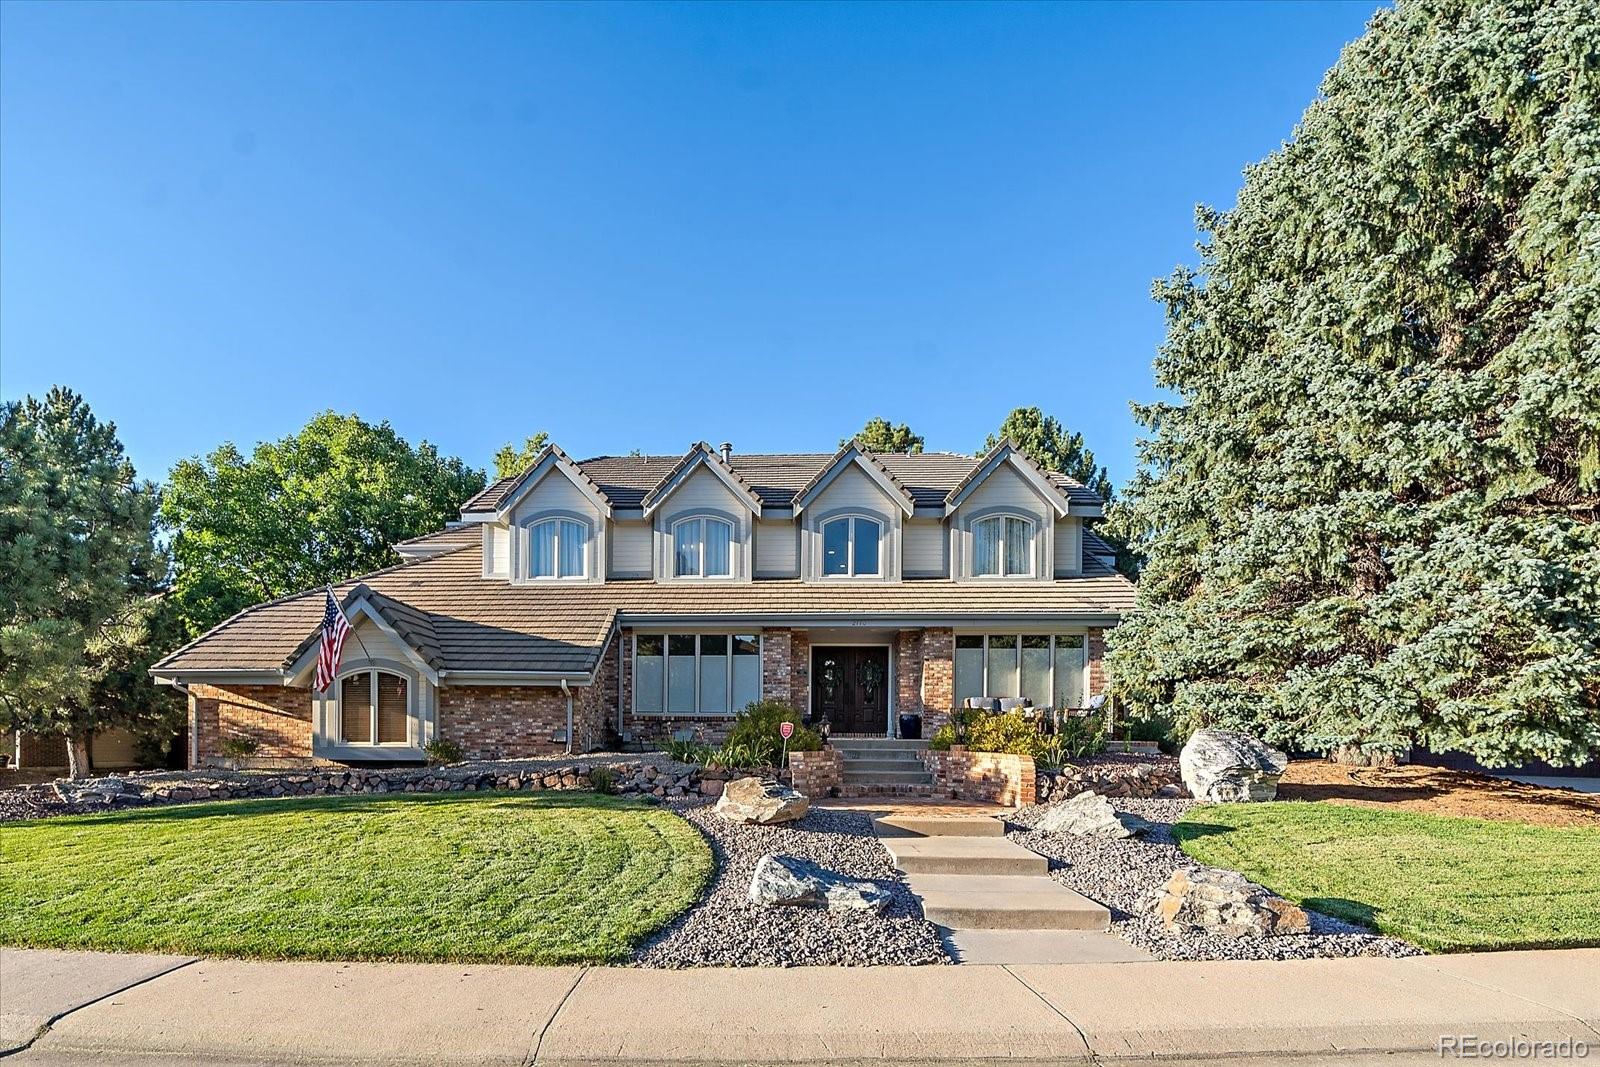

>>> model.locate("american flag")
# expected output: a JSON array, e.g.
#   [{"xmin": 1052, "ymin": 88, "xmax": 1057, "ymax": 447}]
[{"xmin": 313, "ymin": 588, "xmax": 352, "ymax": 692}]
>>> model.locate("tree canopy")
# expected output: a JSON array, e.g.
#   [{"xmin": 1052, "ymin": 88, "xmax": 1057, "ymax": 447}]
[
  {"xmin": 1107, "ymin": 0, "xmax": 1600, "ymax": 766},
  {"xmin": 844, "ymin": 418, "xmax": 924, "ymax": 454},
  {"xmin": 984, "ymin": 407, "xmax": 1113, "ymax": 502},
  {"xmin": 163, "ymin": 412, "xmax": 484, "ymax": 637},
  {"xmin": 0, "ymin": 388, "xmax": 174, "ymax": 774},
  {"xmin": 493, "ymin": 431, "xmax": 549, "ymax": 480}
]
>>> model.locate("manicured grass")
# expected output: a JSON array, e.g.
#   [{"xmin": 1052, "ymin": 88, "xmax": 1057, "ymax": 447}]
[
  {"xmin": 0, "ymin": 791, "xmax": 712, "ymax": 964},
  {"xmin": 1173, "ymin": 802, "xmax": 1600, "ymax": 952}
]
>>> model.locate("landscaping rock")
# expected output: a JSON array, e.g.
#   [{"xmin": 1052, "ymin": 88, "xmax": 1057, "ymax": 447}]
[
  {"xmin": 1035, "ymin": 790, "xmax": 1152, "ymax": 838},
  {"xmin": 714, "ymin": 776, "xmax": 809, "ymax": 825},
  {"xmin": 1147, "ymin": 867, "xmax": 1310, "ymax": 937},
  {"xmin": 1180, "ymin": 729, "xmax": 1288, "ymax": 802},
  {"xmin": 748, "ymin": 854, "xmax": 892, "ymax": 913}
]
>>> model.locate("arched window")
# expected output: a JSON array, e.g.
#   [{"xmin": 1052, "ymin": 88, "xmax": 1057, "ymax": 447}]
[
  {"xmin": 673, "ymin": 516, "xmax": 734, "ymax": 577},
  {"xmin": 821, "ymin": 516, "xmax": 881, "ymax": 576},
  {"xmin": 972, "ymin": 515, "xmax": 1034, "ymax": 577},
  {"xmin": 526, "ymin": 517, "xmax": 589, "ymax": 579},
  {"xmin": 339, "ymin": 669, "xmax": 409, "ymax": 745}
]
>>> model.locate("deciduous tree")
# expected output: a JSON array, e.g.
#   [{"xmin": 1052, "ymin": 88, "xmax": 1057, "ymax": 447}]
[
  {"xmin": 1107, "ymin": 0, "xmax": 1600, "ymax": 766},
  {"xmin": 493, "ymin": 431, "xmax": 549, "ymax": 479}
]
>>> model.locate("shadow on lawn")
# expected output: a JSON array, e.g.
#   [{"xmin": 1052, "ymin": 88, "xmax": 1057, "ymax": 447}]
[{"xmin": 18, "ymin": 788, "xmax": 646, "ymax": 830}]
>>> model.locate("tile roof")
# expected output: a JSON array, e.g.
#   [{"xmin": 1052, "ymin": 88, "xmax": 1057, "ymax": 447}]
[
  {"xmin": 465, "ymin": 449, "xmax": 1104, "ymax": 514},
  {"xmin": 153, "ymin": 540, "xmax": 1137, "ymax": 680}
]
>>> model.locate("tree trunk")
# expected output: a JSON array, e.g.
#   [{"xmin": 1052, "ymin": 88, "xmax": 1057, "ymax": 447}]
[{"xmin": 65, "ymin": 731, "xmax": 93, "ymax": 779}]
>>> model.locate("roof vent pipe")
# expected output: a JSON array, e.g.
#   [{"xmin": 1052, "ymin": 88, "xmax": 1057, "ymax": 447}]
[{"xmin": 720, "ymin": 442, "xmax": 732, "ymax": 463}]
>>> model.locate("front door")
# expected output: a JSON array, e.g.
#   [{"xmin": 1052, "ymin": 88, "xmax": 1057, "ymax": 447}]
[{"xmin": 811, "ymin": 647, "xmax": 889, "ymax": 735}]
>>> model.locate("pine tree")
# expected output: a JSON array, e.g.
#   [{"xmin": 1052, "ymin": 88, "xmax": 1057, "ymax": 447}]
[
  {"xmin": 1107, "ymin": 0, "xmax": 1600, "ymax": 766},
  {"xmin": 984, "ymin": 408, "xmax": 1113, "ymax": 502},
  {"xmin": 844, "ymin": 418, "xmax": 924, "ymax": 454}
]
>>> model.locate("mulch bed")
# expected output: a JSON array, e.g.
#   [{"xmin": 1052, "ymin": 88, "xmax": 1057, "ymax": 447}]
[{"xmin": 1277, "ymin": 761, "xmax": 1600, "ymax": 829}]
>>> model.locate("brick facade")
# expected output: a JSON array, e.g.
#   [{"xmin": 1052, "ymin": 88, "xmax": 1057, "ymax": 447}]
[
  {"xmin": 761, "ymin": 628, "xmax": 793, "ymax": 702},
  {"xmin": 894, "ymin": 629, "xmax": 924, "ymax": 718},
  {"xmin": 789, "ymin": 629, "xmax": 811, "ymax": 714},
  {"xmin": 192, "ymin": 683, "xmax": 314, "ymax": 765},
  {"xmin": 438, "ymin": 681, "xmax": 608, "ymax": 759},
  {"xmin": 1087, "ymin": 627, "xmax": 1107, "ymax": 697},
  {"xmin": 789, "ymin": 746, "xmax": 842, "ymax": 796},
  {"xmin": 924, "ymin": 745, "xmax": 1037, "ymax": 807},
  {"xmin": 919, "ymin": 627, "xmax": 955, "ymax": 733}
]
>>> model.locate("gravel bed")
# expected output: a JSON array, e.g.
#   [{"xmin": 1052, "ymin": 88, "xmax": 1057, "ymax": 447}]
[
  {"xmin": 0, "ymin": 787, "xmax": 72, "ymax": 822},
  {"xmin": 1007, "ymin": 797, "xmax": 1422, "ymax": 961},
  {"xmin": 636, "ymin": 801, "xmax": 950, "ymax": 968}
]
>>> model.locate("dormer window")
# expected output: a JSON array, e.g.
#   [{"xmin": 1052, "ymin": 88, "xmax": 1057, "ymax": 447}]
[
  {"xmin": 821, "ymin": 516, "xmax": 881, "ymax": 576},
  {"xmin": 674, "ymin": 516, "xmax": 733, "ymax": 577},
  {"xmin": 973, "ymin": 515, "xmax": 1034, "ymax": 577},
  {"xmin": 527, "ymin": 517, "xmax": 589, "ymax": 579}
]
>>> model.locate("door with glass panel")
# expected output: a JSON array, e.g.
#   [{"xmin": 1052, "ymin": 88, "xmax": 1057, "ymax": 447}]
[{"xmin": 811, "ymin": 647, "xmax": 889, "ymax": 734}]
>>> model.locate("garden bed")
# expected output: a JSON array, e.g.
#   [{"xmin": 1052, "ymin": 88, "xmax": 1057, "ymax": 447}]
[
  {"xmin": 637, "ymin": 799, "xmax": 949, "ymax": 968},
  {"xmin": 1277, "ymin": 760, "xmax": 1600, "ymax": 829},
  {"xmin": 1008, "ymin": 797, "xmax": 1422, "ymax": 961}
]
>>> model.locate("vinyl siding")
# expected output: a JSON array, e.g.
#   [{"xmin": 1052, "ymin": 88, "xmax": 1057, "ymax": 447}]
[
  {"xmin": 483, "ymin": 525, "xmax": 510, "ymax": 579},
  {"xmin": 953, "ymin": 461, "xmax": 1056, "ymax": 581},
  {"xmin": 610, "ymin": 521, "xmax": 652, "ymax": 577},
  {"xmin": 1053, "ymin": 518, "xmax": 1082, "ymax": 577},
  {"xmin": 755, "ymin": 519, "xmax": 799, "ymax": 576},
  {"xmin": 903, "ymin": 518, "xmax": 947, "ymax": 577}
]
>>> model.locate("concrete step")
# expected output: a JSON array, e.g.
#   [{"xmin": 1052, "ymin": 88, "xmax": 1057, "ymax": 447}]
[
  {"xmin": 842, "ymin": 769, "xmax": 933, "ymax": 785},
  {"xmin": 906, "ymin": 874, "xmax": 1110, "ymax": 931},
  {"xmin": 882, "ymin": 836, "xmax": 1049, "ymax": 876},
  {"xmin": 838, "ymin": 757, "xmax": 928, "ymax": 773},
  {"xmin": 942, "ymin": 928, "xmax": 1154, "ymax": 964},
  {"xmin": 872, "ymin": 814, "xmax": 1006, "ymax": 838},
  {"xmin": 830, "ymin": 738, "xmax": 928, "ymax": 753}
]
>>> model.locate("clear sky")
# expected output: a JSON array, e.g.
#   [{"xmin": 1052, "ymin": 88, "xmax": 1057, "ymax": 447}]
[{"xmin": 1, "ymin": 0, "xmax": 1379, "ymax": 490}]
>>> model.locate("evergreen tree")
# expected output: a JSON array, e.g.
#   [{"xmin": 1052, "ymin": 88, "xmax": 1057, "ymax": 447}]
[
  {"xmin": 493, "ymin": 431, "xmax": 549, "ymax": 479},
  {"xmin": 1107, "ymin": 0, "xmax": 1600, "ymax": 766},
  {"xmin": 984, "ymin": 407, "xmax": 1113, "ymax": 502},
  {"xmin": 163, "ymin": 412, "xmax": 484, "ymax": 637},
  {"xmin": 0, "ymin": 388, "xmax": 172, "ymax": 776},
  {"xmin": 844, "ymin": 418, "xmax": 924, "ymax": 454}
]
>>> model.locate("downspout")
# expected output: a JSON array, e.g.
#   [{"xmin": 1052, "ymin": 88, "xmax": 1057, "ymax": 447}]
[{"xmin": 559, "ymin": 679, "xmax": 574, "ymax": 755}]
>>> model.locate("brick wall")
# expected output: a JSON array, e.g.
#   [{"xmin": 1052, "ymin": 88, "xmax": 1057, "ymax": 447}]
[
  {"xmin": 894, "ymin": 630, "xmax": 924, "ymax": 719},
  {"xmin": 920, "ymin": 628, "xmax": 954, "ymax": 733},
  {"xmin": 789, "ymin": 629, "xmax": 811, "ymax": 714},
  {"xmin": 924, "ymin": 745, "xmax": 1037, "ymax": 807},
  {"xmin": 16, "ymin": 732, "xmax": 68, "ymax": 768},
  {"xmin": 789, "ymin": 747, "xmax": 842, "ymax": 797},
  {"xmin": 762, "ymin": 628, "xmax": 793, "ymax": 702},
  {"xmin": 192, "ymin": 683, "xmax": 314, "ymax": 765},
  {"xmin": 1087, "ymin": 627, "xmax": 1106, "ymax": 697},
  {"xmin": 438, "ymin": 684, "xmax": 599, "ymax": 759}
]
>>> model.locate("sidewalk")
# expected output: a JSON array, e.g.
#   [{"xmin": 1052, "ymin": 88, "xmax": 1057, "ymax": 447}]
[{"xmin": 3, "ymin": 947, "xmax": 1596, "ymax": 1065}]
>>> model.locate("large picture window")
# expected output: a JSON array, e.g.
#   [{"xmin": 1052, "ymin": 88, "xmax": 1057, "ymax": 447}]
[
  {"xmin": 673, "ymin": 516, "xmax": 734, "ymax": 577},
  {"xmin": 339, "ymin": 669, "xmax": 410, "ymax": 745},
  {"xmin": 971, "ymin": 515, "xmax": 1034, "ymax": 577},
  {"xmin": 634, "ymin": 633, "xmax": 761, "ymax": 716},
  {"xmin": 953, "ymin": 634, "xmax": 1086, "ymax": 709},
  {"xmin": 526, "ymin": 517, "xmax": 589, "ymax": 579},
  {"xmin": 820, "ymin": 516, "xmax": 881, "ymax": 576}
]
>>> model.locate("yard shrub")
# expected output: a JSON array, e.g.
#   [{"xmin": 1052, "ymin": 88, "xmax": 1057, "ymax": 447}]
[
  {"xmin": 588, "ymin": 766, "xmax": 618, "ymax": 794},
  {"xmin": 423, "ymin": 738, "xmax": 464, "ymax": 765},
  {"xmin": 725, "ymin": 700, "xmax": 821, "ymax": 766},
  {"xmin": 219, "ymin": 736, "xmax": 258, "ymax": 759},
  {"xmin": 928, "ymin": 710, "xmax": 1104, "ymax": 767}
]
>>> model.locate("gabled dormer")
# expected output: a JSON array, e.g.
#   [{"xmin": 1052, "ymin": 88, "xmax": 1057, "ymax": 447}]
[
  {"xmin": 945, "ymin": 439, "xmax": 1073, "ymax": 582},
  {"xmin": 642, "ymin": 442, "xmax": 762, "ymax": 582},
  {"xmin": 792, "ymin": 441, "xmax": 915, "ymax": 582},
  {"xmin": 463, "ymin": 444, "xmax": 611, "ymax": 584}
]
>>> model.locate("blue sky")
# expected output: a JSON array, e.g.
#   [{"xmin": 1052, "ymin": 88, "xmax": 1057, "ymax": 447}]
[{"xmin": 1, "ymin": 1, "xmax": 1379, "ymax": 490}]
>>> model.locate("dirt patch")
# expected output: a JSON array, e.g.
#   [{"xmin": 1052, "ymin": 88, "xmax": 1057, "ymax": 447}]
[{"xmin": 1278, "ymin": 761, "xmax": 1600, "ymax": 829}]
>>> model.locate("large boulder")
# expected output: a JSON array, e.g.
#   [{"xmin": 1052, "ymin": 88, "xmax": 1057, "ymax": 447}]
[
  {"xmin": 1148, "ymin": 868, "xmax": 1309, "ymax": 937},
  {"xmin": 714, "ymin": 776, "xmax": 809, "ymax": 825},
  {"xmin": 748, "ymin": 854, "xmax": 892, "ymax": 913},
  {"xmin": 1035, "ymin": 790, "xmax": 1152, "ymax": 839},
  {"xmin": 1179, "ymin": 728, "xmax": 1289, "ymax": 802}
]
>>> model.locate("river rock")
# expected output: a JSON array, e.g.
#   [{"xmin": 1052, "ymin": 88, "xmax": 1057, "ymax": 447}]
[
  {"xmin": 1035, "ymin": 790, "xmax": 1151, "ymax": 838},
  {"xmin": 748, "ymin": 854, "xmax": 892, "ymax": 913},
  {"xmin": 1179, "ymin": 729, "xmax": 1289, "ymax": 802},
  {"xmin": 714, "ymin": 776, "xmax": 809, "ymax": 825},
  {"xmin": 1149, "ymin": 868, "xmax": 1309, "ymax": 937}
]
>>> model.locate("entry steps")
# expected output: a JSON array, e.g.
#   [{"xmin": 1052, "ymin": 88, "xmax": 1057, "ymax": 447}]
[{"xmin": 831, "ymin": 737, "xmax": 932, "ymax": 787}]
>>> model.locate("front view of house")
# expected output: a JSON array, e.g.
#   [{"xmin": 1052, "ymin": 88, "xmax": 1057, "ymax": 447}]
[{"xmin": 151, "ymin": 439, "xmax": 1136, "ymax": 766}]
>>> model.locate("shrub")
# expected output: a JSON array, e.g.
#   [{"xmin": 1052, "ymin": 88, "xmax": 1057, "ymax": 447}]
[
  {"xmin": 588, "ymin": 766, "xmax": 618, "ymax": 794},
  {"xmin": 219, "ymin": 736, "xmax": 259, "ymax": 759},
  {"xmin": 423, "ymin": 738, "xmax": 464, "ymax": 765},
  {"xmin": 725, "ymin": 700, "xmax": 821, "ymax": 766},
  {"xmin": 659, "ymin": 738, "xmax": 716, "ymax": 764},
  {"xmin": 929, "ymin": 710, "xmax": 1105, "ymax": 768}
]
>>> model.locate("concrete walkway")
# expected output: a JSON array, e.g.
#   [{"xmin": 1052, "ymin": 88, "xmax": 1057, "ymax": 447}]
[
  {"xmin": 874, "ymin": 813, "xmax": 1150, "ymax": 965},
  {"xmin": 2, "ymin": 947, "xmax": 1596, "ymax": 1064}
]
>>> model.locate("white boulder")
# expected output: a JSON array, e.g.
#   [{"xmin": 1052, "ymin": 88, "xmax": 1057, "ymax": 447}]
[
  {"xmin": 1180, "ymin": 728, "xmax": 1289, "ymax": 802},
  {"xmin": 714, "ymin": 776, "xmax": 810, "ymax": 824}
]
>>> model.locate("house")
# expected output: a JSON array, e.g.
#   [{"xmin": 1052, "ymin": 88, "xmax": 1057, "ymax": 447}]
[{"xmin": 150, "ymin": 439, "xmax": 1136, "ymax": 767}]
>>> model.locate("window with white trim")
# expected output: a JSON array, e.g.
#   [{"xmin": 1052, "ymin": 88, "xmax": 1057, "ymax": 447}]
[
  {"xmin": 954, "ymin": 634, "xmax": 1086, "ymax": 709},
  {"xmin": 971, "ymin": 515, "xmax": 1034, "ymax": 577},
  {"xmin": 672, "ymin": 516, "xmax": 734, "ymax": 577},
  {"xmin": 339, "ymin": 669, "xmax": 410, "ymax": 745},
  {"xmin": 634, "ymin": 633, "xmax": 761, "ymax": 715},
  {"xmin": 820, "ymin": 516, "xmax": 881, "ymax": 576},
  {"xmin": 526, "ymin": 518, "xmax": 588, "ymax": 579}
]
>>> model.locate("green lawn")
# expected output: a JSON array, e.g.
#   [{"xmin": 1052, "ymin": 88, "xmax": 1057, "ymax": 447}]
[
  {"xmin": 0, "ymin": 791, "xmax": 712, "ymax": 964},
  {"xmin": 1173, "ymin": 802, "xmax": 1600, "ymax": 952}
]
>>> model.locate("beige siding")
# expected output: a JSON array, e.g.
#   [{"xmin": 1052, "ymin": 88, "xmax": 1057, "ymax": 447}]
[
  {"xmin": 509, "ymin": 468, "xmax": 603, "ymax": 525},
  {"xmin": 1053, "ymin": 517, "xmax": 1082, "ymax": 577},
  {"xmin": 755, "ymin": 519, "xmax": 799, "ymax": 576},
  {"xmin": 658, "ymin": 465, "xmax": 746, "ymax": 516},
  {"xmin": 483, "ymin": 525, "xmax": 510, "ymax": 578},
  {"xmin": 953, "ymin": 460, "xmax": 1056, "ymax": 580},
  {"xmin": 801, "ymin": 464, "xmax": 903, "ymax": 580},
  {"xmin": 903, "ymin": 518, "xmax": 947, "ymax": 576},
  {"xmin": 809, "ymin": 464, "xmax": 898, "ymax": 517},
  {"xmin": 89, "ymin": 727, "xmax": 139, "ymax": 768},
  {"xmin": 610, "ymin": 521, "xmax": 652, "ymax": 576},
  {"xmin": 654, "ymin": 465, "xmax": 755, "ymax": 581}
]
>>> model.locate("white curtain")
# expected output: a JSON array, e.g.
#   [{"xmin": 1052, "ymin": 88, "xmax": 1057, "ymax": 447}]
[
  {"xmin": 674, "ymin": 519, "xmax": 702, "ymax": 576},
  {"xmin": 530, "ymin": 521, "xmax": 557, "ymax": 578},
  {"xmin": 635, "ymin": 636, "xmax": 664, "ymax": 714},
  {"xmin": 559, "ymin": 520, "xmax": 587, "ymax": 577},
  {"xmin": 973, "ymin": 518, "xmax": 1000, "ymax": 576},
  {"xmin": 1053, "ymin": 636, "xmax": 1086, "ymax": 710},
  {"xmin": 704, "ymin": 520, "xmax": 731, "ymax": 576},
  {"xmin": 698, "ymin": 635, "xmax": 728, "ymax": 713},
  {"xmin": 1005, "ymin": 517, "xmax": 1031, "ymax": 576}
]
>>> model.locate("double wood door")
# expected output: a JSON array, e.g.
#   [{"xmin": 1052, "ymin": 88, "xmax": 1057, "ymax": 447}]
[{"xmin": 811, "ymin": 646, "xmax": 889, "ymax": 735}]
